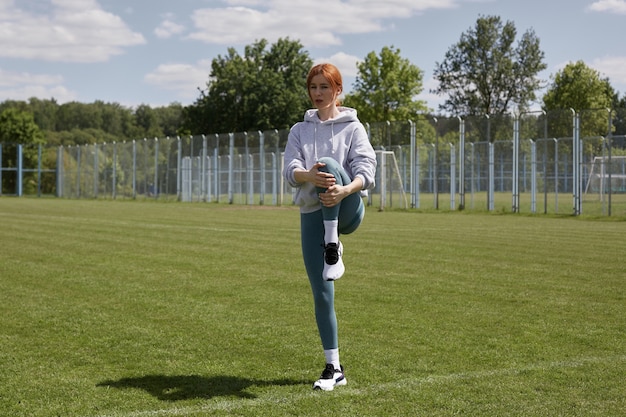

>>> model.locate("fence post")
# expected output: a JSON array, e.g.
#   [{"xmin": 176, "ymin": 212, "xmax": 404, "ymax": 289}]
[
  {"xmin": 176, "ymin": 137, "xmax": 182, "ymax": 200},
  {"xmin": 554, "ymin": 138, "xmax": 559, "ymax": 212},
  {"xmin": 75, "ymin": 146, "xmax": 81, "ymax": 198},
  {"xmin": 512, "ymin": 114, "xmax": 520, "ymax": 213},
  {"xmin": 469, "ymin": 143, "xmax": 475, "ymax": 209},
  {"xmin": 56, "ymin": 146, "xmax": 63, "ymax": 197},
  {"xmin": 432, "ymin": 117, "xmax": 439, "ymax": 210},
  {"xmin": 154, "ymin": 138, "xmax": 159, "ymax": 199},
  {"xmin": 606, "ymin": 109, "xmax": 613, "ymax": 217},
  {"xmin": 450, "ymin": 143, "xmax": 456, "ymax": 210},
  {"xmin": 201, "ymin": 135, "xmax": 206, "ymax": 202},
  {"xmin": 245, "ymin": 132, "xmax": 253, "ymax": 205},
  {"xmin": 530, "ymin": 140, "xmax": 536, "ymax": 213},
  {"xmin": 17, "ymin": 144, "xmax": 23, "ymax": 196},
  {"xmin": 272, "ymin": 152, "xmax": 277, "ymax": 205},
  {"xmin": 94, "ymin": 143, "xmax": 99, "ymax": 198},
  {"xmin": 571, "ymin": 109, "xmax": 581, "ymax": 215},
  {"xmin": 379, "ymin": 149, "xmax": 387, "ymax": 211},
  {"xmin": 214, "ymin": 134, "xmax": 219, "ymax": 203},
  {"xmin": 259, "ymin": 131, "xmax": 265, "ymax": 205},
  {"xmin": 132, "ymin": 140, "xmax": 137, "ymax": 199},
  {"xmin": 112, "ymin": 142, "xmax": 117, "ymax": 199},
  {"xmin": 409, "ymin": 120, "xmax": 417, "ymax": 208},
  {"xmin": 488, "ymin": 141, "xmax": 494, "ymax": 211},
  {"xmin": 228, "ymin": 133, "xmax": 234, "ymax": 204},
  {"xmin": 485, "ymin": 115, "xmax": 491, "ymax": 210},
  {"xmin": 37, "ymin": 144, "xmax": 42, "ymax": 197},
  {"xmin": 458, "ymin": 117, "xmax": 465, "ymax": 210},
  {"xmin": 541, "ymin": 111, "xmax": 548, "ymax": 214}
]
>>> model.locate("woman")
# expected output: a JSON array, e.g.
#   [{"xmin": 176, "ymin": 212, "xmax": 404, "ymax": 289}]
[{"xmin": 283, "ymin": 63, "xmax": 377, "ymax": 391}]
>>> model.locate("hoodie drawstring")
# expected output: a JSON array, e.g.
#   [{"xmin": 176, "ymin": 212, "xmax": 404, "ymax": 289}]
[{"xmin": 314, "ymin": 124, "xmax": 318, "ymax": 161}]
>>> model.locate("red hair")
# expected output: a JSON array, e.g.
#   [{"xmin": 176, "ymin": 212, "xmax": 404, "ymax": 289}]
[{"xmin": 306, "ymin": 63, "xmax": 343, "ymax": 106}]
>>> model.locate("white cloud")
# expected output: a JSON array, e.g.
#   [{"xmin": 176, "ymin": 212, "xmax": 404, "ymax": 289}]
[
  {"xmin": 314, "ymin": 52, "xmax": 361, "ymax": 77},
  {"xmin": 185, "ymin": 0, "xmax": 459, "ymax": 47},
  {"xmin": 0, "ymin": 68, "xmax": 77, "ymax": 102},
  {"xmin": 154, "ymin": 14, "xmax": 186, "ymax": 39},
  {"xmin": 0, "ymin": 70, "xmax": 62, "ymax": 88},
  {"xmin": 144, "ymin": 60, "xmax": 212, "ymax": 102},
  {"xmin": 587, "ymin": 0, "xmax": 626, "ymax": 14},
  {"xmin": 0, "ymin": 0, "xmax": 146, "ymax": 62},
  {"xmin": 591, "ymin": 56, "xmax": 626, "ymax": 85},
  {"xmin": 550, "ymin": 57, "xmax": 626, "ymax": 88}
]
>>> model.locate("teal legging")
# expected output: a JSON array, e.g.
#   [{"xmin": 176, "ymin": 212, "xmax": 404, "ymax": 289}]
[{"xmin": 300, "ymin": 157, "xmax": 365, "ymax": 349}]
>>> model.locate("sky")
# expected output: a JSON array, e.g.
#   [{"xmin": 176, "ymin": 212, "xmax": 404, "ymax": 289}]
[{"xmin": 1, "ymin": 0, "xmax": 625, "ymax": 113}]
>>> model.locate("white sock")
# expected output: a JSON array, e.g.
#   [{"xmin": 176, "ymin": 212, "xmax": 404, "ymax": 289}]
[
  {"xmin": 324, "ymin": 348, "xmax": 341, "ymax": 370},
  {"xmin": 324, "ymin": 220, "xmax": 339, "ymax": 244}
]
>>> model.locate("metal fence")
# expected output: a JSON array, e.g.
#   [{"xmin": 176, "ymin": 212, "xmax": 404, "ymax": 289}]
[{"xmin": 2, "ymin": 109, "xmax": 626, "ymax": 216}]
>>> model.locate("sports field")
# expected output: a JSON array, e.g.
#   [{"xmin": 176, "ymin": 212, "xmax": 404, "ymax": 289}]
[{"xmin": 1, "ymin": 198, "xmax": 624, "ymax": 417}]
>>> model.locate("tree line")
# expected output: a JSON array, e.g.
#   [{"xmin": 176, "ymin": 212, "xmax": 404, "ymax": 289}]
[
  {"xmin": 1, "ymin": 14, "xmax": 625, "ymax": 152},
  {"xmin": 0, "ymin": 99, "xmax": 184, "ymax": 146}
]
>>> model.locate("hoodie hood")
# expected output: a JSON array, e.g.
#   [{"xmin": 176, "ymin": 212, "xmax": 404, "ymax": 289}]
[
  {"xmin": 303, "ymin": 107, "xmax": 361, "ymax": 159},
  {"xmin": 303, "ymin": 107, "xmax": 360, "ymax": 124}
]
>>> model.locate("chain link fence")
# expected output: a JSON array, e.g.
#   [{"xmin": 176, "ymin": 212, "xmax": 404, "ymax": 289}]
[{"xmin": 2, "ymin": 109, "xmax": 626, "ymax": 216}]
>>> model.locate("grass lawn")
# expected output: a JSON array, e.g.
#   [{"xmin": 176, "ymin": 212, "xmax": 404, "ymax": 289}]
[{"xmin": 0, "ymin": 198, "xmax": 624, "ymax": 417}]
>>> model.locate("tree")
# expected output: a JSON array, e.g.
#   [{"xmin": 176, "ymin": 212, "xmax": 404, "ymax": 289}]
[
  {"xmin": 28, "ymin": 97, "xmax": 58, "ymax": 131},
  {"xmin": 152, "ymin": 103, "xmax": 184, "ymax": 138},
  {"xmin": 0, "ymin": 108, "xmax": 46, "ymax": 193},
  {"xmin": 613, "ymin": 94, "xmax": 626, "ymax": 136},
  {"xmin": 0, "ymin": 108, "xmax": 45, "ymax": 146},
  {"xmin": 182, "ymin": 38, "xmax": 313, "ymax": 135},
  {"xmin": 134, "ymin": 104, "xmax": 162, "ymax": 138},
  {"xmin": 344, "ymin": 46, "xmax": 427, "ymax": 124},
  {"xmin": 433, "ymin": 15, "xmax": 546, "ymax": 117},
  {"xmin": 543, "ymin": 60, "xmax": 616, "ymax": 138}
]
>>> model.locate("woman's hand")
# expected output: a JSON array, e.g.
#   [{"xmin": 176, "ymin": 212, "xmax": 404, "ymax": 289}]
[
  {"xmin": 319, "ymin": 184, "xmax": 348, "ymax": 207},
  {"xmin": 308, "ymin": 162, "xmax": 336, "ymax": 189},
  {"xmin": 293, "ymin": 162, "xmax": 362, "ymax": 208}
]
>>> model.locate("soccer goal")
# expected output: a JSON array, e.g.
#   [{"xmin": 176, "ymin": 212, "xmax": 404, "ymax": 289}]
[
  {"xmin": 584, "ymin": 155, "xmax": 626, "ymax": 198},
  {"xmin": 374, "ymin": 150, "xmax": 408, "ymax": 210}
]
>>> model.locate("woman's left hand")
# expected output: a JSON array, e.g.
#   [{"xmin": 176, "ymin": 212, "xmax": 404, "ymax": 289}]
[{"xmin": 319, "ymin": 184, "xmax": 348, "ymax": 207}]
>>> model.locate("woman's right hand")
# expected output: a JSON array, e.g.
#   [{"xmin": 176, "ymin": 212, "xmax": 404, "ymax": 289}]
[{"xmin": 309, "ymin": 162, "xmax": 336, "ymax": 189}]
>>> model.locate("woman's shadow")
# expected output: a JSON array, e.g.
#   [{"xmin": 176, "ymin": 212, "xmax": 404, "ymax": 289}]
[{"xmin": 97, "ymin": 374, "xmax": 309, "ymax": 401}]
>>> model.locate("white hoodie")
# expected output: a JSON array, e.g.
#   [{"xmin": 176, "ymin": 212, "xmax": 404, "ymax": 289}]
[{"xmin": 283, "ymin": 107, "xmax": 377, "ymax": 214}]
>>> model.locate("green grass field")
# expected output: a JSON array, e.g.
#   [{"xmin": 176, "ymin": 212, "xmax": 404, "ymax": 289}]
[{"xmin": 1, "ymin": 198, "xmax": 625, "ymax": 417}]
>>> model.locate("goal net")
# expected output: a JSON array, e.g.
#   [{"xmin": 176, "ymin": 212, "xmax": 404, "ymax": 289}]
[
  {"xmin": 374, "ymin": 150, "xmax": 408, "ymax": 210},
  {"xmin": 584, "ymin": 155, "xmax": 626, "ymax": 198}
]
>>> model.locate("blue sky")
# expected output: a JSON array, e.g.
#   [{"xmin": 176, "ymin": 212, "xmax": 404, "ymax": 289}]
[{"xmin": 1, "ymin": 0, "xmax": 625, "ymax": 112}]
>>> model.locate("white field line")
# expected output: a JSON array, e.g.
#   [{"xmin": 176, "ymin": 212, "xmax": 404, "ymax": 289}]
[{"xmin": 94, "ymin": 355, "xmax": 626, "ymax": 417}]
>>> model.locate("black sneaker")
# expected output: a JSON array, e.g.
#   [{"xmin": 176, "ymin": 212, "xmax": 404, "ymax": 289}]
[
  {"xmin": 312, "ymin": 364, "xmax": 347, "ymax": 391},
  {"xmin": 323, "ymin": 242, "xmax": 344, "ymax": 281}
]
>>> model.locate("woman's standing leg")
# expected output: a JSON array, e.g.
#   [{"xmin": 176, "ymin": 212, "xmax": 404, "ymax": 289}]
[
  {"xmin": 301, "ymin": 210, "xmax": 337, "ymax": 350},
  {"xmin": 301, "ymin": 210, "xmax": 346, "ymax": 390}
]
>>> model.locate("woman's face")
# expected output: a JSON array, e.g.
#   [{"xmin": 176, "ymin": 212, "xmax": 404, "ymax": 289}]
[{"xmin": 308, "ymin": 74, "xmax": 341, "ymax": 111}]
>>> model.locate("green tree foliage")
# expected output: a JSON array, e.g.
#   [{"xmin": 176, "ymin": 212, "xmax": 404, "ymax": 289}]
[
  {"xmin": 543, "ymin": 60, "xmax": 616, "ymax": 139},
  {"xmin": 134, "ymin": 104, "xmax": 163, "ymax": 138},
  {"xmin": 344, "ymin": 46, "xmax": 427, "ymax": 124},
  {"xmin": 0, "ymin": 108, "xmax": 46, "ymax": 193},
  {"xmin": 0, "ymin": 108, "xmax": 45, "ymax": 146},
  {"xmin": 153, "ymin": 104, "xmax": 184, "ymax": 138},
  {"xmin": 543, "ymin": 61, "xmax": 615, "ymax": 111},
  {"xmin": 182, "ymin": 38, "xmax": 313, "ymax": 135},
  {"xmin": 613, "ymin": 95, "xmax": 626, "ymax": 136},
  {"xmin": 433, "ymin": 15, "xmax": 546, "ymax": 117},
  {"xmin": 27, "ymin": 97, "xmax": 59, "ymax": 131},
  {"xmin": 0, "ymin": 99, "xmax": 184, "ymax": 145}
]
